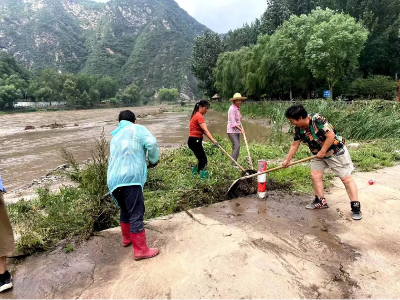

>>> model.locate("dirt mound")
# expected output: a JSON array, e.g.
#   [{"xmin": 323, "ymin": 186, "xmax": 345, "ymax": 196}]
[
  {"xmin": 40, "ymin": 122, "xmax": 65, "ymax": 129},
  {"xmin": 228, "ymin": 178, "xmax": 292, "ymax": 199}
]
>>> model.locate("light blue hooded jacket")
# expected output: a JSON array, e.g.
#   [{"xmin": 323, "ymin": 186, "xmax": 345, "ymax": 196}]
[
  {"xmin": 107, "ymin": 121, "xmax": 159, "ymax": 200},
  {"xmin": 0, "ymin": 173, "xmax": 5, "ymax": 192}
]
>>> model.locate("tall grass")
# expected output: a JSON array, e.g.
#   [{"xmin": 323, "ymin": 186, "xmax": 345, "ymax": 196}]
[
  {"xmin": 212, "ymin": 100, "xmax": 400, "ymax": 140},
  {"xmin": 7, "ymin": 134, "xmax": 119, "ymax": 254}
]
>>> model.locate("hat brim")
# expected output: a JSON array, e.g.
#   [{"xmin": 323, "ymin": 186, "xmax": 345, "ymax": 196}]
[{"xmin": 229, "ymin": 97, "xmax": 247, "ymax": 101}]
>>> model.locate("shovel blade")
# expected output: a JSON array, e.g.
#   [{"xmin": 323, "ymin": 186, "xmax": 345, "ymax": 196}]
[{"xmin": 226, "ymin": 178, "xmax": 241, "ymax": 195}]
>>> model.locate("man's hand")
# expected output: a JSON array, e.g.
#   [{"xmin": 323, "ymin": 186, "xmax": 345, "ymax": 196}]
[
  {"xmin": 282, "ymin": 159, "xmax": 290, "ymax": 168},
  {"xmin": 148, "ymin": 161, "xmax": 158, "ymax": 169},
  {"xmin": 316, "ymin": 150, "xmax": 326, "ymax": 159},
  {"xmin": 213, "ymin": 141, "xmax": 220, "ymax": 147}
]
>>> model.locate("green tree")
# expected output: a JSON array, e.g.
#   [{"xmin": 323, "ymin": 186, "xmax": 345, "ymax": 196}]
[
  {"xmin": 62, "ymin": 79, "xmax": 79, "ymax": 106},
  {"xmin": 351, "ymin": 76, "xmax": 398, "ymax": 100},
  {"xmin": 79, "ymin": 91, "xmax": 91, "ymax": 107},
  {"xmin": 89, "ymin": 88, "xmax": 101, "ymax": 105},
  {"xmin": 191, "ymin": 30, "xmax": 226, "ymax": 98},
  {"xmin": 305, "ymin": 9, "xmax": 369, "ymax": 98},
  {"xmin": 0, "ymin": 75, "xmax": 24, "ymax": 109},
  {"xmin": 158, "ymin": 88, "xmax": 179, "ymax": 102},
  {"xmin": 118, "ymin": 84, "xmax": 142, "ymax": 105},
  {"xmin": 214, "ymin": 48, "xmax": 249, "ymax": 99},
  {"xmin": 29, "ymin": 69, "xmax": 66, "ymax": 103},
  {"xmin": 97, "ymin": 76, "xmax": 118, "ymax": 100}
]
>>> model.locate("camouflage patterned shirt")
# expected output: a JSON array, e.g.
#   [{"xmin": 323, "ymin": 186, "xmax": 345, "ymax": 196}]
[{"xmin": 293, "ymin": 113, "xmax": 345, "ymax": 157}]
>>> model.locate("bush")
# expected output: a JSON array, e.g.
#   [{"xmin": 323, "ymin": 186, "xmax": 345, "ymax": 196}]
[
  {"xmin": 109, "ymin": 98, "xmax": 119, "ymax": 105},
  {"xmin": 351, "ymin": 76, "xmax": 398, "ymax": 100},
  {"xmin": 158, "ymin": 88, "xmax": 179, "ymax": 102}
]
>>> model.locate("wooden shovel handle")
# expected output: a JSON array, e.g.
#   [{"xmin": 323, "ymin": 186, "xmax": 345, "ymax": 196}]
[
  {"xmin": 217, "ymin": 144, "xmax": 247, "ymax": 172},
  {"xmin": 242, "ymin": 128, "xmax": 254, "ymax": 169},
  {"xmin": 238, "ymin": 156, "xmax": 317, "ymax": 180}
]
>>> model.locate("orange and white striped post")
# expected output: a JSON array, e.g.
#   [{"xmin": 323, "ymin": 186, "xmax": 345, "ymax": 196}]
[{"xmin": 257, "ymin": 159, "xmax": 267, "ymax": 199}]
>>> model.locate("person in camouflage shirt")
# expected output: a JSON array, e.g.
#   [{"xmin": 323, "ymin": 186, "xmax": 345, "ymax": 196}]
[
  {"xmin": 283, "ymin": 105, "xmax": 362, "ymax": 220},
  {"xmin": 293, "ymin": 113, "xmax": 345, "ymax": 158}
]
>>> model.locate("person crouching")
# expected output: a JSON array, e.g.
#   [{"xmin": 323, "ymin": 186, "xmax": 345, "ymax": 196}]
[{"xmin": 107, "ymin": 110, "xmax": 160, "ymax": 260}]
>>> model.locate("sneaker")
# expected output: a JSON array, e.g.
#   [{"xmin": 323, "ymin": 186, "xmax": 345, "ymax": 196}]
[
  {"xmin": 0, "ymin": 271, "xmax": 13, "ymax": 293},
  {"xmin": 351, "ymin": 201, "xmax": 362, "ymax": 220},
  {"xmin": 306, "ymin": 196, "xmax": 329, "ymax": 210}
]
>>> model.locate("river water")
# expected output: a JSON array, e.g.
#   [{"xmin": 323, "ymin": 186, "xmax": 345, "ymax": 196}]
[{"xmin": 0, "ymin": 106, "xmax": 270, "ymax": 191}]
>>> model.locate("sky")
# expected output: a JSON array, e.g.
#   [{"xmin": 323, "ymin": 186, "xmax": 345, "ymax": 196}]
[{"xmin": 93, "ymin": 0, "xmax": 268, "ymax": 33}]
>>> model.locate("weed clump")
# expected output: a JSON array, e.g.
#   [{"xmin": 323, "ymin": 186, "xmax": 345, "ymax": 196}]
[{"xmin": 8, "ymin": 133, "xmax": 119, "ymax": 254}]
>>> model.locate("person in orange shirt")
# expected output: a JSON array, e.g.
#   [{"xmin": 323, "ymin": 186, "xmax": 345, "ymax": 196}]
[{"xmin": 188, "ymin": 100, "xmax": 219, "ymax": 173}]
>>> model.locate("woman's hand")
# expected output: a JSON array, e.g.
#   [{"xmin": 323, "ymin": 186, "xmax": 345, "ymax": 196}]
[{"xmin": 282, "ymin": 159, "xmax": 290, "ymax": 168}]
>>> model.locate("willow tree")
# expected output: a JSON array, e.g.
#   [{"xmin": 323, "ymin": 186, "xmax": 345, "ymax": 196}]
[
  {"xmin": 214, "ymin": 48, "xmax": 249, "ymax": 99},
  {"xmin": 305, "ymin": 9, "xmax": 368, "ymax": 98}
]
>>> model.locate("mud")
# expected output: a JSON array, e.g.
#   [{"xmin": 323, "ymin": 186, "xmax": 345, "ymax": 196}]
[{"xmin": 228, "ymin": 178, "xmax": 292, "ymax": 200}]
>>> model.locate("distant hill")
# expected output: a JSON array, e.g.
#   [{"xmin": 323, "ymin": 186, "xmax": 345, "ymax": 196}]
[{"xmin": 0, "ymin": 0, "xmax": 209, "ymax": 98}]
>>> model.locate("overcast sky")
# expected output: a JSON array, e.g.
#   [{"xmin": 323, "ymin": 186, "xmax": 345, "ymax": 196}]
[{"xmin": 93, "ymin": 0, "xmax": 267, "ymax": 33}]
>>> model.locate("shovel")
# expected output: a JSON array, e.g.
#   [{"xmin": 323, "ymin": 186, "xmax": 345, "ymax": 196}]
[
  {"xmin": 227, "ymin": 156, "xmax": 317, "ymax": 194},
  {"xmin": 241, "ymin": 125, "xmax": 254, "ymax": 169},
  {"xmin": 216, "ymin": 144, "xmax": 257, "ymax": 176}
]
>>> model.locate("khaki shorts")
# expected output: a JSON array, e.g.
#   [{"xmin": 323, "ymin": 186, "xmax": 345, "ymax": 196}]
[
  {"xmin": 311, "ymin": 147, "xmax": 354, "ymax": 178},
  {"xmin": 0, "ymin": 192, "xmax": 15, "ymax": 257}
]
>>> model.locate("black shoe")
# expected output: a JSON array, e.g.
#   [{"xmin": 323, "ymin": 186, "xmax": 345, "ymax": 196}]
[
  {"xmin": 0, "ymin": 270, "xmax": 13, "ymax": 293},
  {"xmin": 351, "ymin": 201, "xmax": 362, "ymax": 220},
  {"xmin": 306, "ymin": 196, "xmax": 329, "ymax": 210}
]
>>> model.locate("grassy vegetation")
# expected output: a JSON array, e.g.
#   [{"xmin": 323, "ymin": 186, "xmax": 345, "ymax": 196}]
[
  {"xmin": 7, "ymin": 99, "xmax": 400, "ymax": 253},
  {"xmin": 8, "ymin": 134, "xmax": 325, "ymax": 253},
  {"xmin": 212, "ymin": 99, "xmax": 400, "ymax": 140}
]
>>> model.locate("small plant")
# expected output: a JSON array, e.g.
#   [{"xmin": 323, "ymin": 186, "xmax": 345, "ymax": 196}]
[{"xmin": 64, "ymin": 245, "xmax": 74, "ymax": 253}]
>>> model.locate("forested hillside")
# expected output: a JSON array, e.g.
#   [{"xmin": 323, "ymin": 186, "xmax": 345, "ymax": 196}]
[{"xmin": 0, "ymin": 0, "xmax": 208, "ymax": 98}]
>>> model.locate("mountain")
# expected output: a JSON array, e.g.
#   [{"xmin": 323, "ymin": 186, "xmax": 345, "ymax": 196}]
[{"xmin": 0, "ymin": 0, "xmax": 208, "ymax": 98}]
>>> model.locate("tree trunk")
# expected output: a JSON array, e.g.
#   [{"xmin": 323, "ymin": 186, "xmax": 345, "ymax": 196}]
[
  {"xmin": 307, "ymin": 89, "xmax": 311, "ymax": 99},
  {"xmin": 329, "ymin": 82, "xmax": 333, "ymax": 100},
  {"xmin": 289, "ymin": 88, "xmax": 293, "ymax": 101},
  {"xmin": 396, "ymin": 72, "xmax": 398, "ymax": 81}
]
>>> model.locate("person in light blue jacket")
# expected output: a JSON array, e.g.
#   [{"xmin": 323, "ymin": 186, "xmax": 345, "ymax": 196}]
[{"xmin": 107, "ymin": 110, "xmax": 159, "ymax": 261}]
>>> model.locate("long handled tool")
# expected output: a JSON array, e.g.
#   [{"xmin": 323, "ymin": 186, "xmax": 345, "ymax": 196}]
[
  {"xmin": 217, "ymin": 144, "xmax": 257, "ymax": 175},
  {"xmin": 241, "ymin": 125, "xmax": 254, "ymax": 169},
  {"xmin": 227, "ymin": 156, "xmax": 317, "ymax": 194}
]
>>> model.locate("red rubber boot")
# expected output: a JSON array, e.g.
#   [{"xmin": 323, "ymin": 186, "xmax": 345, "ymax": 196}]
[
  {"xmin": 120, "ymin": 222, "xmax": 132, "ymax": 247},
  {"xmin": 130, "ymin": 230, "xmax": 159, "ymax": 260}
]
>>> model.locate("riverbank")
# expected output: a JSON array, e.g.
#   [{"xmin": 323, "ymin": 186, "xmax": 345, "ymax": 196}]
[{"xmin": 5, "ymin": 99, "xmax": 400, "ymax": 253}]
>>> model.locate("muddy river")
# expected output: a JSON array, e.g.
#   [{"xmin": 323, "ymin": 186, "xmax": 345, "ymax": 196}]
[{"xmin": 0, "ymin": 106, "xmax": 270, "ymax": 191}]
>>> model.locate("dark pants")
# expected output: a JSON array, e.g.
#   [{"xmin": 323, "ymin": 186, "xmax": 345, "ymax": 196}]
[
  {"xmin": 228, "ymin": 133, "xmax": 241, "ymax": 165},
  {"xmin": 188, "ymin": 137, "xmax": 207, "ymax": 171},
  {"xmin": 112, "ymin": 185, "xmax": 145, "ymax": 233}
]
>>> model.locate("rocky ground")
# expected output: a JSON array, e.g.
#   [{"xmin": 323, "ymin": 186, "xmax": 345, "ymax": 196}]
[
  {"xmin": 1, "ymin": 165, "xmax": 399, "ymax": 299},
  {"xmin": 3, "ymin": 164, "xmax": 77, "ymax": 204}
]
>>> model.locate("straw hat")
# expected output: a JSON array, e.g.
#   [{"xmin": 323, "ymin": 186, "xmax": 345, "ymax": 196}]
[{"xmin": 229, "ymin": 92, "xmax": 247, "ymax": 102}]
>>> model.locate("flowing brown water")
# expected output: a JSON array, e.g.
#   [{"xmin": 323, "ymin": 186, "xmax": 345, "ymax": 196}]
[{"xmin": 0, "ymin": 106, "xmax": 270, "ymax": 191}]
